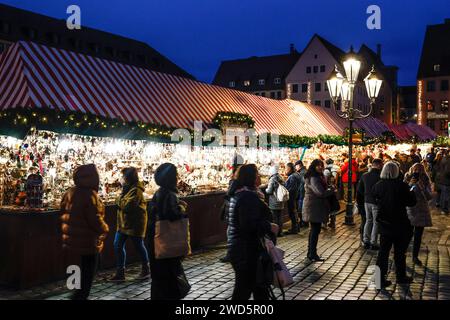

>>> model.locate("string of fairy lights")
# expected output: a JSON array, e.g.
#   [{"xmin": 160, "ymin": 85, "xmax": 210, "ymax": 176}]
[{"xmin": 0, "ymin": 107, "xmax": 437, "ymax": 147}]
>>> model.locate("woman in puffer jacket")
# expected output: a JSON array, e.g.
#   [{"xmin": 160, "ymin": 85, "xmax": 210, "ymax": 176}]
[
  {"xmin": 265, "ymin": 165, "xmax": 285, "ymax": 237},
  {"xmin": 61, "ymin": 164, "xmax": 109, "ymax": 300},
  {"xmin": 404, "ymin": 163, "xmax": 433, "ymax": 266},
  {"xmin": 228, "ymin": 164, "xmax": 279, "ymax": 300}
]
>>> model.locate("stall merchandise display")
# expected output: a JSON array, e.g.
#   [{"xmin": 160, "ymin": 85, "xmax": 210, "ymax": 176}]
[{"xmin": 0, "ymin": 130, "xmax": 300, "ymax": 211}]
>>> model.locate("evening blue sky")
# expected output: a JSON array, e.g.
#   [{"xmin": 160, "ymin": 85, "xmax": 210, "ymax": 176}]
[{"xmin": 2, "ymin": 0, "xmax": 450, "ymax": 85}]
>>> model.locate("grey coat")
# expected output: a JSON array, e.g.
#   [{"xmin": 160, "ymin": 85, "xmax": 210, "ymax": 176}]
[
  {"xmin": 302, "ymin": 176, "xmax": 334, "ymax": 223},
  {"xmin": 405, "ymin": 175, "xmax": 433, "ymax": 227},
  {"xmin": 266, "ymin": 174, "xmax": 285, "ymax": 210}
]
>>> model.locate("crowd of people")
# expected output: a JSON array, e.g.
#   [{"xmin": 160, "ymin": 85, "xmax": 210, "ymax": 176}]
[{"xmin": 58, "ymin": 144, "xmax": 446, "ymax": 300}]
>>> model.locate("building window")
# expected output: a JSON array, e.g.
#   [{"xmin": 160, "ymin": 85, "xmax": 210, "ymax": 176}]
[
  {"xmin": 324, "ymin": 100, "xmax": 331, "ymax": 108},
  {"xmin": 320, "ymin": 65, "xmax": 325, "ymax": 73},
  {"xmin": 313, "ymin": 66, "xmax": 318, "ymax": 73},
  {"xmin": 441, "ymin": 100, "xmax": 449, "ymax": 112},
  {"xmin": 244, "ymin": 80, "xmax": 250, "ymax": 87},
  {"xmin": 306, "ymin": 67, "xmax": 311, "ymax": 74},
  {"xmin": 292, "ymin": 84, "xmax": 298, "ymax": 93},
  {"xmin": 434, "ymin": 64, "xmax": 441, "ymax": 72},
  {"xmin": 427, "ymin": 80, "xmax": 436, "ymax": 92},
  {"xmin": 261, "ymin": 92, "xmax": 266, "ymax": 97},
  {"xmin": 315, "ymin": 100, "xmax": 321, "ymax": 106},
  {"xmin": 427, "ymin": 120, "xmax": 435, "ymax": 130},
  {"xmin": 441, "ymin": 80, "xmax": 449, "ymax": 91},
  {"xmin": 258, "ymin": 79, "xmax": 265, "ymax": 86},
  {"xmin": 324, "ymin": 82, "xmax": 329, "ymax": 92},
  {"xmin": 274, "ymin": 78, "xmax": 281, "ymax": 84},
  {"xmin": 440, "ymin": 120, "xmax": 448, "ymax": 131},
  {"xmin": 315, "ymin": 83, "xmax": 321, "ymax": 92},
  {"xmin": 427, "ymin": 100, "xmax": 435, "ymax": 112},
  {"xmin": 277, "ymin": 91, "xmax": 282, "ymax": 99},
  {"xmin": 229, "ymin": 81, "xmax": 235, "ymax": 88},
  {"xmin": 88, "ymin": 42, "xmax": 100, "ymax": 54},
  {"xmin": 314, "ymin": 54, "xmax": 318, "ymax": 59},
  {"xmin": 301, "ymin": 83, "xmax": 308, "ymax": 93},
  {"xmin": 46, "ymin": 32, "xmax": 60, "ymax": 45},
  {"xmin": 270, "ymin": 92, "xmax": 275, "ymax": 98},
  {"xmin": 1, "ymin": 21, "xmax": 11, "ymax": 34}
]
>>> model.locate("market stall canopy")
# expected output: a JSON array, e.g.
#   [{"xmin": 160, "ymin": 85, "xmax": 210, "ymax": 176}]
[{"xmin": 0, "ymin": 41, "xmax": 436, "ymax": 140}]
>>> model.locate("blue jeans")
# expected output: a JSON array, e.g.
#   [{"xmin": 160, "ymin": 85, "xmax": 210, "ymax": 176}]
[{"xmin": 114, "ymin": 231, "xmax": 149, "ymax": 269}]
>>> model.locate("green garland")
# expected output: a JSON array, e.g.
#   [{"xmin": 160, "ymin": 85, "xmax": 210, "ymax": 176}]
[
  {"xmin": 212, "ymin": 111, "xmax": 255, "ymax": 129},
  {"xmin": 0, "ymin": 107, "xmax": 436, "ymax": 148},
  {"xmin": 0, "ymin": 107, "xmax": 176, "ymax": 142}
]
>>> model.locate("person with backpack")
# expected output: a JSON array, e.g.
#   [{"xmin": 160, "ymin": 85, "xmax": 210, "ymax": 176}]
[
  {"xmin": 110, "ymin": 167, "xmax": 149, "ymax": 282},
  {"xmin": 265, "ymin": 165, "xmax": 286, "ymax": 237},
  {"xmin": 147, "ymin": 163, "xmax": 190, "ymax": 300},
  {"xmin": 60, "ymin": 164, "xmax": 109, "ymax": 300},
  {"xmin": 285, "ymin": 163, "xmax": 301, "ymax": 234},
  {"xmin": 228, "ymin": 164, "xmax": 279, "ymax": 300},
  {"xmin": 303, "ymin": 159, "xmax": 335, "ymax": 262}
]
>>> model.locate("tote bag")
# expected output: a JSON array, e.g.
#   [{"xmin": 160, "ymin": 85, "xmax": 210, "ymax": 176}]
[
  {"xmin": 153, "ymin": 193, "xmax": 191, "ymax": 259},
  {"xmin": 154, "ymin": 217, "xmax": 191, "ymax": 259},
  {"xmin": 276, "ymin": 184, "xmax": 290, "ymax": 202}
]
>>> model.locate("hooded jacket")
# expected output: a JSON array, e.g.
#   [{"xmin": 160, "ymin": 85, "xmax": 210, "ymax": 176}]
[
  {"xmin": 117, "ymin": 181, "xmax": 148, "ymax": 237},
  {"xmin": 61, "ymin": 164, "xmax": 109, "ymax": 255}
]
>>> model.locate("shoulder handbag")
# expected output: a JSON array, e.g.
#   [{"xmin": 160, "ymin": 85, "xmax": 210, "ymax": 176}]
[
  {"xmin": 264, "ymin": 238, "xmax": 294, "ymax": 290},
  {"xmin": 154, "ymin": 193, "xmax": 192, "ymax": 259}
]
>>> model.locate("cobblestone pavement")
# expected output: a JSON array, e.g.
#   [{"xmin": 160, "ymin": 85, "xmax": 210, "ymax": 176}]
[{"xmin": 1, "ymin": 208, "xmax": 449, "ymax": 300}]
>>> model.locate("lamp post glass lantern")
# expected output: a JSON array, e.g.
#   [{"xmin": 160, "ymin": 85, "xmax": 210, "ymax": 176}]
[{"xmin": 327, "ymin": 48, "xmax": 383, "ymax": 225}]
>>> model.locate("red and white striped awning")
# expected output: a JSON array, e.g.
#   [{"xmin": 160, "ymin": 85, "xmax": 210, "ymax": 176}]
[{"xmin": 0, "ymin": 41, "xmax": 436, "ymax": 140}]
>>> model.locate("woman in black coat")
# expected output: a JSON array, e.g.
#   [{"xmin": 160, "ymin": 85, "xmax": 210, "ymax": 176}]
[
  {"xmin": 228, "ymin": 164, "xmax": 279, "ymax": 300},
  {"xmin": 372, "ymin": 161, "xmax": 417, "ymax": 288},
  {"xmin": 147, "ymin": 163, "xmax": 189, "ymax": 300}
]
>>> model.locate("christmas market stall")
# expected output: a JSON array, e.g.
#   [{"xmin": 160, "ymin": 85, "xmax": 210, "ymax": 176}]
[{"xmin": 0, "ymin": 41, "xmax": 436, "ymax": 288}]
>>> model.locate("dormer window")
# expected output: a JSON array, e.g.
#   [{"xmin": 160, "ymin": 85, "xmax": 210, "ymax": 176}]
[
  {"xmin": 88, "ymin": 42, "xmax": 100, "ymax": 54},
  {"xmin": 274, "ymin": 78, "xmax": 281, "ymax": 84},
  {"xmin": 434, "ymin": 64, "xmax": 441, "ymax": 72},
  {"xmin": 258, "ymin": 79, "xmax": 265, "ymax": 85},
  {"xmin": 244, "ymin": 80, "xmax": 250, "ymax": 86},
  {"xmin": 229, "ymin": 81, "xmax": 235, "ymax": 88}
]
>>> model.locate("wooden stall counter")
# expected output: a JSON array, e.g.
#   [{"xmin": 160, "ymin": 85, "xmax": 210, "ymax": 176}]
[{"xmin": 0, "ymin": 191, "xmax": 227, "ymax": 289}]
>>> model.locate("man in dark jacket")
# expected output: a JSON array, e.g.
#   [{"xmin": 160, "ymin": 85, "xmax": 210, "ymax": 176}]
[
  {"xmin": 357, "ymin": 158, "xmax": 383, "ymax": 250},
  {"xmin": 295, "ymin": 160, "xmax": 308, "ymax": 228},
  {"xmin": 426, "ymin": 148, "xmax": 436, "ymax": 171},
  {"xmin": 285, "ymin": 163, "xmax": 301, "ymax": 234},
  {"xmin": 372, "ymin": 162, "xmax": 417, "ymax": 287}
]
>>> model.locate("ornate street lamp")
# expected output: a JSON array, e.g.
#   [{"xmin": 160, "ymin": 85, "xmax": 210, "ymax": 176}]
[{"xmin": 327, "ymin": 47, "xmax": 383, "ymax": 225}]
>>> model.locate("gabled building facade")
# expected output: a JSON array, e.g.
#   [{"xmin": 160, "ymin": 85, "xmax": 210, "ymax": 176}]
[
  {"xmin": 286, "ymin": 34, "xmax": 398, "ymax": 125},
  {"xmin": 417, "ymin": 19, "xmax": 450, "ymax": 135},
  {"xmin": 212, "ymin": 45, "xmax": 301, "ymax": 100}
]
